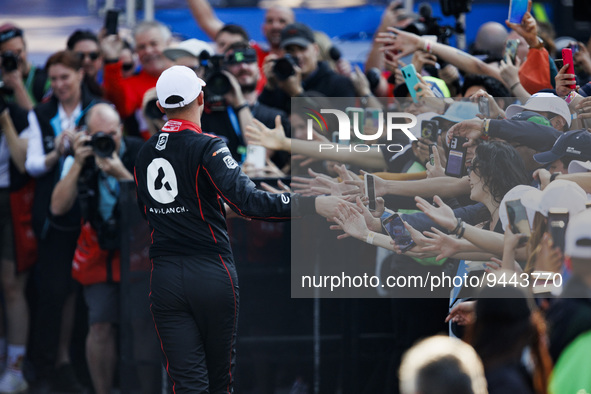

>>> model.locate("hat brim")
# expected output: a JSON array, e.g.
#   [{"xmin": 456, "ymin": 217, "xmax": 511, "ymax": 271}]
[
  {"xmin": 163, "ymin": 48, "xmax": 195, "ymax": 61},
  {"xmin": 533, "ymin": 150, "xmax": 563, "ymax": 165},
  {"xmin": 280, "ymin": 37, "xmax": 311, "ymax": 49},
  {"xmin": 505, "ymin": 104, "xmax": 525, "ymax": 119},
  {"xmin": 568, "ymin": 160, "xmax": 591, "ymax": 173}
]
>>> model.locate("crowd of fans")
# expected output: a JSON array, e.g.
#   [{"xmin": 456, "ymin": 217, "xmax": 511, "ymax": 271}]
[{"xmin": 0, "ymin": 0, "xmax": 590, "ymax": 392}]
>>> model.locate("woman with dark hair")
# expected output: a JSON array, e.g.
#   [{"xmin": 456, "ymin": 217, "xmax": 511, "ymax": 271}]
[
  {"xmin": 22, "ymin": 49, "xmax": 104, "ymax": 391},
  {"xmin": 466, "ymin": 286, "xmax": 552, "ymax": 394}
]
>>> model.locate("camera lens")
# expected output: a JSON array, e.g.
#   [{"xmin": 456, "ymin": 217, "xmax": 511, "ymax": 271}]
[
  {"xmin": 91, "ymin": 132, "xmax": 116, "ymax": 158},
  {"xmin": 273, "ymin": 56, "xmax": 296, "ymax": 81},
  {"xmin": 144, "ymin": 98, "xmax": 163, "ymax": 120},
  {"xmin": 206, "ymin": 72, "xmax": 231, "ymax": 96},
  {"xmin": 1, "ymin": 51, "xmax": 19, "ymax": 72}
]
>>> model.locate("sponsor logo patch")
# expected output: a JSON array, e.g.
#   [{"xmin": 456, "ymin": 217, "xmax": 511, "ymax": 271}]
[
  {"xmin": 223, "ymin": 156, "xmax": 238, "ymax": 170},
  {"xmin": 156, "ymin": 133, "xmax": 169, "ymax": 151},
  {"xmin": 213, "ymin": 147, "xmax": 230, "ymax": 156}
]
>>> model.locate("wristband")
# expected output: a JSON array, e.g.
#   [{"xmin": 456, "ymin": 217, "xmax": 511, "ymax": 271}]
[
  {"xmin": 234, "ymin": 103, "xmax": 249, "ymax": 112},
  {"xmin": 456, "ymin": 221, "xmax": 466, "ymax": 239},
  {"xmin": 510, "ymin": 82, "xmax": 521, "ymax": 92},
  {"xmin": 366, "ymin": 232, "xmax": 376, "ymax": 245},
  {"xmin": 481, "ymin": 119, "xmax": 490, "ymax": 141},
  {"xmin": 565, "ymin": 91, "xmax": 577, "ymax": 104},
  {"xmin": 451, "ymin": 218, "xmax": 463, "ymax": 235}
]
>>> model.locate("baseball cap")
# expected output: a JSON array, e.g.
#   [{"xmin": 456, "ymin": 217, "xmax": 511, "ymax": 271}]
[
  {"xmin": 568, "ymin": 160, "xmax": 591, "ymax": 174},
  {"xmin": 505, "ymin": 92, "xmax": 571, "ymax": 126},
  {"xmin": 521, "ymin": 180, "xmax": 587, "ymax": 217},
  {"xmin": 509, "ymin": 110, "xmax": 552, "ymax": 127},
  {"xmin": 156, "ymin": 65, "xmax": 206, "ymax": 109},
  {"xmin": 565, "ymin": 210, "xmax": 591, "ymax": 259},
  {"xmin": 499, "ymin": 185, "xmax": 539, "ymax": 232},
  {"xmin": 163, "ymin": 39, "xmax": 214, "ymax": 61},
  {"xmin": 0, "ymin": 23, "xmax": 23, "ymax": 44},
  {"xmin": 533, "ymin": 130, "xmax": 591, "ymax": 165},
  {"xmin": 280, "ymin": 23, "xmax": 315, "ymax": 49},
  {"xmin": 432, "ymin": 101, "xmax": 479, "ymax": 124}
]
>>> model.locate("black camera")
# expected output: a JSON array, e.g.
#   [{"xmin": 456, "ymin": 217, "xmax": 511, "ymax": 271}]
[
  {"xmin": 203, "ymin": 54, "xmax": 231, "ymax": 97},
  {"xmin": 273, "ymin": 54, "xmax": 298, "ymax": 81},
  {"xmin": 144, "ymin": 98, "xmax": 163, "ymax": 120},
  {"xmin": 86, "ymin": 132, "xmax": 116, "ymax": 158},
  {"xmin": 1, "ymin": 51, "xmax": 19, "ymax": 72},
  {"xmin": 404, "ymin": 3, "xmax": 454, "ymax": 45},
  {"xmin": 421, "ymin": 120, "xmax": 439, "ymax": 140}
]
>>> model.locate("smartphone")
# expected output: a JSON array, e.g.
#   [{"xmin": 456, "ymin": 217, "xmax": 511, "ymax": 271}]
[
  {"xmin": 504, "ymin": 39, "xmax": 520, "ymax": 64},
  {"xmin": 346, "ymin": 107, "xmax": 365, "ymax": 138},
  {"xmin": 445, "ymin": 136, "xmax": 468, "ymax": 178},
  {"xmin": 554, "ymin": 59, "xmax": 564, "ymax": 69},
  {"xmin": 478, "ymin": 97, "xmax": 490, "ymax": 118},
  {"xmin": 105, "ymin": 9, "xmax": 120, "ymax": 36},
  {"xmin": 401, "ymin": 64, "xmax": 421, "ymax": 103},
  {"xmin": 382, "ymin": 214, "xmax": 415, "ymax": 252},
  {"xmin": 506, "ymin": 199, "xmax": 531, "ymax": 246},
  {"xmin": 245, "ymin": 145, "xmax": 266, "ymax": 169},
  {"xmin": 547, "ymin": 208, "xmax": 569, "ymax": 254},
  {"xmin": 508, "ymin": 0, "xmax": 529, "ymax": 24},
  {"xmin": 365, "ymin": 174, "xmax": 376, "ymax": 212},
  {"xmin": 429, "ymin": 144, "xmax": 437, "ymax": 166},
  {"xmin": 586, "ymin": 202, "xmax": 591, "ymax": 210},
  {"xmin": 562, "ymin": 48, "xmax": 577, "ymax": 90},
  {"xmin": 421, "ymin": 120, "xmax": 439, "ymax": 140}
]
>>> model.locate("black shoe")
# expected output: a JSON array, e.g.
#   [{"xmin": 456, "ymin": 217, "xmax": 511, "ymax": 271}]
[{"xmin": 50, "ymin": 364, "xmax": 83, "ymax": 393}]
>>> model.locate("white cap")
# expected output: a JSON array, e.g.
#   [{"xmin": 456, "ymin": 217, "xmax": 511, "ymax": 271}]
[
  {"xmin": 568, "ymin": 160, "xmax": 591, "ymax": 174},
  {"xmin": 499, "ymin": 185, "xmax": 539, "ymax": 231},
  {"xmin": 163, "ymin": 38, "xmax": 214, "ymax": 61},
  {"xmin": 505, "ymin": 92, "xmax": 572, "ymax": 127},
  {"xmin": 565, "ymin": 209, "xmax": 591, "ymax": 259},
  {"xmin": 521, "ymin": 180, "xmax": 587, "ymax": 217},
  {"xmin": 156, "ymin": 65, "xmax": 206, "ymax": 109}
]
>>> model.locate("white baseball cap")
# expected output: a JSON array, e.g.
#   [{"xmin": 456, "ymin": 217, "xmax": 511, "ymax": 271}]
[
  {"xmin": 521, "ymin": 180, "xmax": 587, "ymax": 217},
  {"xmin": 565, "ymin": 209, "xmax": 591, "ymax": 259},
  {"xmin": 505, "ymin": 92, "xmax": 571, "ymax": 127},
  {"xmin": 499, "ymin": 185, "xmax": 539, "ymax": 231},
  {"xmin": 156, "ymin": 65, "xmax": 206, "ymax": 109},
  {"xmin": 568, "ymin": 160, "xmax": 591, "ymax": 174},
  {"xmin": 163, "ymin": 38, "xmax": 214, "ymax": 61}
]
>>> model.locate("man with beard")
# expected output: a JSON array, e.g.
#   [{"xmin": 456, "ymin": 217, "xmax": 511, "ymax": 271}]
[{"xmin": 188, "ymin": 0, "xmax": 294, "ymax": 72}]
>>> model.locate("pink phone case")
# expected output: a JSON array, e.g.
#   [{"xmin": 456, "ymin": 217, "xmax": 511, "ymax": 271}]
[{"xmin": 562, "ymin": 48, "xmax": 576, "ymax": 89}]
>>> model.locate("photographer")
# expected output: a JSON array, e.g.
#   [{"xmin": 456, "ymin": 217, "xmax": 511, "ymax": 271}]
[
  {"xmin": 50, "ymin": 103, "xmax": 143, "ymax": 394},
  {"xmin": 0, "ymin": 23, "xmax": 50, "ymax": 111},
  {"xmin": 259, "ymin": 22, "xmax": 356, "ymax": 114},
  {"xmin": 23, "ymin": 50, "xmax": 104, "ymax": 390}
]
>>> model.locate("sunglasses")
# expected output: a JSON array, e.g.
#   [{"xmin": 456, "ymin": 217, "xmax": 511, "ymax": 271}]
[
  {"xmin": 76, "ymin": 51, "xmax": 100, "ymax": 61},
  {"xmin": 121, "ymin": 62, "xmax": 135, "ymax": 72}
]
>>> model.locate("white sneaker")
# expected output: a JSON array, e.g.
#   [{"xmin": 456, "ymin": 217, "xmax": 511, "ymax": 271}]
[{"xmin": 0, "ymin": 370, "xmax": 28, "ymax": 394}]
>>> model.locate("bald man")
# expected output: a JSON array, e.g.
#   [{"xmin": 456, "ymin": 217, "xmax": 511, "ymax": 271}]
[
  {"xmin": 50, "ymin": 103, "xmax": 145, "ymax": 394},
  {"xmin": 472, "ymin": 21, "xmax": 509, "ymax": 60}
]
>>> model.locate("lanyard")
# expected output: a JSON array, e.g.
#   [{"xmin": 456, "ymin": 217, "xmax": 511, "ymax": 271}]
[{"xmin": 226, "ymin": 106, "xmax": 242, "ymax": 140}]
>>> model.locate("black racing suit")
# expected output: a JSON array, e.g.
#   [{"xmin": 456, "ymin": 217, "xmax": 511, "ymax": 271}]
[{"xmin": 134, "ymin": 119, "xmax": 307, "ymax": 393}]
